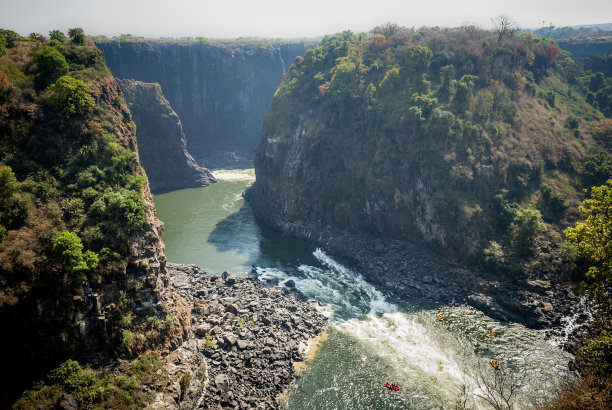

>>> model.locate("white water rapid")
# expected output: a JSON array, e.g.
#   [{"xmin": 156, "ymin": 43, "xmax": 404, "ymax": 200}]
[{"xmin": 256, "ymin": 249, "xmax": 574, "ymax": 409}]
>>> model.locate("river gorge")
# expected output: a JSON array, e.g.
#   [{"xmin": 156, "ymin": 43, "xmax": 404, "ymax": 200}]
[{"xmin": 154, "ymin": 167, "xmax": 575, "ymax": 409}]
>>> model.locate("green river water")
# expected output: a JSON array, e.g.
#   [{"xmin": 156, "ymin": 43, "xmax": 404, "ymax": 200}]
[{"xmin": 154, "ymin": 168, "xmax": 574, "ymax": 409}]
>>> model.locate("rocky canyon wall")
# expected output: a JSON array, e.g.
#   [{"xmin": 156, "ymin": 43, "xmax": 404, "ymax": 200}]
[
  {"xmin": 97, "ymin": 41, "xmax": 311, "ymax": 167},
  {"xmin": 117, "ymin": 79, "xmax": 215, "ymax": 193}
]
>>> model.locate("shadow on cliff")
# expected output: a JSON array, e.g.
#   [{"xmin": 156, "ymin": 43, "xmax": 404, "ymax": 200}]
[{"xmin": 206, "ymin": 203, "xmax": 321, "ymax": 269}]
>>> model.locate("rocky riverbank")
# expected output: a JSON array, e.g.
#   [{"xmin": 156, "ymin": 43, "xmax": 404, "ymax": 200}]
[
  {"xmin": 166, "ymin": 263, "xmax": 327, "ymax": 409},
  {"xmin": 321, "ymin": 234, "xmax": 588, "ymax": 345},
  {"xmin": 241, "ymin": 196, "xmax": 589, "ymax": 347}
]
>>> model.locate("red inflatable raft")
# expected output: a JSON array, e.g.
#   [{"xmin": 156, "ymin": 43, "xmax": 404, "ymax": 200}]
[{"xmin": 386, "ymin": 382, "xmax": 400, "ymax": 391}]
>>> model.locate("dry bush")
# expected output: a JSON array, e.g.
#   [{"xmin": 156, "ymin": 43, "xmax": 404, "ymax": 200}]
[{"xmin": 542, "ymin": 372, "xmax": 612, "ymax": 409}]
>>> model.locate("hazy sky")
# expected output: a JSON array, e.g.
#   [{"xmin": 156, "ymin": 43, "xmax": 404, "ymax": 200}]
[{"xmin": 2, "ymin": 0, "xmax": 611, "ymax": 39}]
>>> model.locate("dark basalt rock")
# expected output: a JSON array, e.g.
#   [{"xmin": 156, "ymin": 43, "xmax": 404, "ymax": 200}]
[
  {"xmin": 97, "ymin": 41, "xmax": 313, "ymax": 167},
  {"xmin": 117, "ymin": 79, "xmax": 215, "ymax": 193},
  {"xmin": 167, "ymin": 263, "xmax": 327, "ymax": 409}
]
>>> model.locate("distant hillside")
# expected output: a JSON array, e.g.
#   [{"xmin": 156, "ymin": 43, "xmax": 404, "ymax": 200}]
[
  {"xmin": 525, "ymin": 25, "xmax": 612, "ymax": 59},
  {"xmin": 527, "ymin": 25, "xmax": 612, "ymax": 41},
  {"xmin": 572, "ymin": 23, "xmax": 612, "ymax": 31}
]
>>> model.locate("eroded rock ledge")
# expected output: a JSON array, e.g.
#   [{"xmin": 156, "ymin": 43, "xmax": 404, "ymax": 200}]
[{"xmin": 166, "ymin": 263, "xmax": 327, "ymax": 409}]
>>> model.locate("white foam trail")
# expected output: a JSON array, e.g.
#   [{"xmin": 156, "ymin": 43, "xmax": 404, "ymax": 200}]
[
  {"xmin": 340, "ymin": 312, "xmax": 472, "ymax": 386},
  {"xmin": 256, "ymin": 250, "xmax": 572, "ymax": 408},
  {"xmin": 544, "ymin": 297, "xmax": 592, "ymax": 347},
  {"xmin": 221, "ymin": 192, "xmax": 244, "ymax": 212},
  {"xmin": 256, "ymin": 249, "xmax": 397, "ymax": 319},
  {"xmin": 211, "ymin": 168, "xmax": 255, "ymax": 181},
  {"xmin": 311, "ymin": 248, "xmax": 397, "ymax": 316}
]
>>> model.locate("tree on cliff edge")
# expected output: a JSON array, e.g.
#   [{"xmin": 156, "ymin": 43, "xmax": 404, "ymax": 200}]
[
  {"xmin": 492, "ymin": 15, "xmax": 517, "ymax": 44},
  {"xmin": 68, "ymin": 28, "xmax": 85, "ymax": 45},
  {"xmin": 565, "ymin": 179, "xmax": 612, "ymax": 304}
]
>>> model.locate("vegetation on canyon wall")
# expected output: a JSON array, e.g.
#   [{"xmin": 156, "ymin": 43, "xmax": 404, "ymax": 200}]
[
  {"xmin": 255, "ymin": 23, "xmax": 612, "ymax": 406},
  {"xmin": 0, "ymin": 29, "xmax": 188, "ymax": 408},
  {"xmin": 260, "ymin": 23, "xmax": 610, "ymax": 279}
]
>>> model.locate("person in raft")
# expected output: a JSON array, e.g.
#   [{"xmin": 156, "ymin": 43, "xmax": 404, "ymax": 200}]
[{"xmin": 386, "ymin": 382, "xmax": 400, "ymax": 391}]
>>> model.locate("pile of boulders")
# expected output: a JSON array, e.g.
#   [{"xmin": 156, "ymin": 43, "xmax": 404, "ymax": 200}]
[{"xmin": 167, "ymin": 263, "xmax": 327, "ymax": 409}]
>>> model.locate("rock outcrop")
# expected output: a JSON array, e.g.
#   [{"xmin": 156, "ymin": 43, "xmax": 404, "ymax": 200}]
[
  {"xmin": 248, "ymin": 28, "xmax": 603, "ymax": 262},
  {"xmin": 246, "ymin": 28, "xmax": 608, "ymax": 329},
  {"xmin": 0, "ymin": 40, "xmax": 193, "ymax": 404},
  {"xmin": 96, "ymin": 41, "xmax": 312, "ymax": 167},
  {"xmin": 167, "ymin": 263, "xmax": 327, "ymax": 409},
  {"xmin": 117, "ymin": 78, "xmax": 215, "ymax": 193}
]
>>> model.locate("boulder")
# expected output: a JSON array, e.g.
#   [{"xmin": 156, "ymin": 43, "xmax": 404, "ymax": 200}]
[
  {"xmin": 195, "ymin": 323, "xmax": 211, "ymax": 337},
  {"xmin": 223, "ymin": 333, "xmax": 238, "ymax": 346},
  {"xmin": 214, "ymin": 373, "xmax": 230, "ymax": 393},
  {"xmin": 57, "ymin": 394, "xmax": 77, "ymax": 410},
  {"xmin": 225, "ymin": 304, "xmax": 239, "ymax": 315}
]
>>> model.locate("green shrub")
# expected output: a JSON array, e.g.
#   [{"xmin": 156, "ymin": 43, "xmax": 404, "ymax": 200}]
[
  {"xmin": 104, "ymin": 188, "xmax": 145, "ymax": 234},
  {"xmin": 483, "ymin": 241, "xmax": 506, "ymax": 268},
  {"xmin": 53, "ymin": 231, "xmax": 98, "ymax": 280},
  {"xmin": 512, "ymin": 208, "xmax": 547, "ymax": 254},
  {"xmin": 118, "ymin": 290, "xmax": 129, "ymax": 311},
  {"xmin": 575, "ymin": 150, "xmax": 612, "ymax": 188},
  {"xmin": 48, "ymin": 360, "xmax": 96, "ymax": 392},
  {"xmin": 565, "ymin": 179, "xmax": 612, "ymax": 301},
  {"xmin": 32, "ymin": 47, "xmax": 69, "ymax": 87},
  {"xmin": 565, "ymin": 116, "xmax": 579, "ymax": 129},
  {"xmin": 179, "ymin": 373, "xmax": 191, "ymax": 400},
  {"xmin": 539, "ymin": 183, "xmax": 567, "ymax": 219},
  {"xmin": 545, "ymin": 90, "xmax": 556, "ymax": 107},
  {"xmin": 0, "ymin": 165, "xmax": 29, "ymax": 230},
  {"xmin": 48, "ymin": 29, "xmax": 66, "ymax": 43},
  {"xmin": 0, "ymin": 34, "xmax": 5, "ymax": 58},
  {"xmin": 0, "ymin": 29, "xmax": 20, "ymax": 47},
  {"xmin": 146, "ymin": 316, "xmax": 162, "ymax": 328},
  {"xmin": 46, "ymin": 75, "xmax": 95, "ymax": 118},
  {"xmin": 577, "ymin": 331, "xmax": 612, "ymax": 379},
  {"xmin": 68, "ymin": 28, "xmax": 86, "ymax": 45},
  {"xmin": 164, "ymin": 315, "xmax": 175, "ymax": 328},
  {"xmin": 119, "ymin": 313, "xmax": 133, "ymax": 329},
  {"xmin": 121, "ymin": 330, "xmax": 134, "ymax": 351},
  {"xmin": 204, "ymin": 332, "xmax": 216, "ymax": 349}
]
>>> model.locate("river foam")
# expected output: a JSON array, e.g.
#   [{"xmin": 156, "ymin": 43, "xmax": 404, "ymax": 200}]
[
  {"xmin": 211, "ymin": 168, "xmax": 256, "ymax": 181},
  {"xmin": 254, "ymin": 249, "xmax": 574, "ymax": 409}
]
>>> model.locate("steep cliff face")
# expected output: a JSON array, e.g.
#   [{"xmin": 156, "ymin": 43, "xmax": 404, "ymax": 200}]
[
  {"xmin": 117, "ymin": 79, "xmax": 215, "ymax": 193},
  {"xmin": 249, "ymin": 28, "xmax": 609, "ymax": 269},
  {"xmin": 0, "ymin": 40, "xmax": 190, "ymax": 403},
  {"xmin": 96, "ymin": 41, "xmax": 311, "ymax": 166}
]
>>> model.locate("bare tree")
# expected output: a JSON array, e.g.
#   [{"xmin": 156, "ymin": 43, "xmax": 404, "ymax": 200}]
[
  {"xmin": 492, "ymin": 15, "xmax": 518, "ymax": 44},
  {"xmin": 454, "ymin": 383, "xmax": 469, "ymax": 409},
  {"xmin": 473, "ymin": 360, "xmax": 525, "ymax": 409}
]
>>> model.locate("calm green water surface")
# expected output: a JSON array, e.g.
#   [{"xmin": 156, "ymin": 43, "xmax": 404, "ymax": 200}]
[
  {"xmin": 154, "ymin": 169, "xmax": 320, "ymax": 274},
  {"xmin": 154, "ymin": 168, "xmax": 574, "ymax": 409}
]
